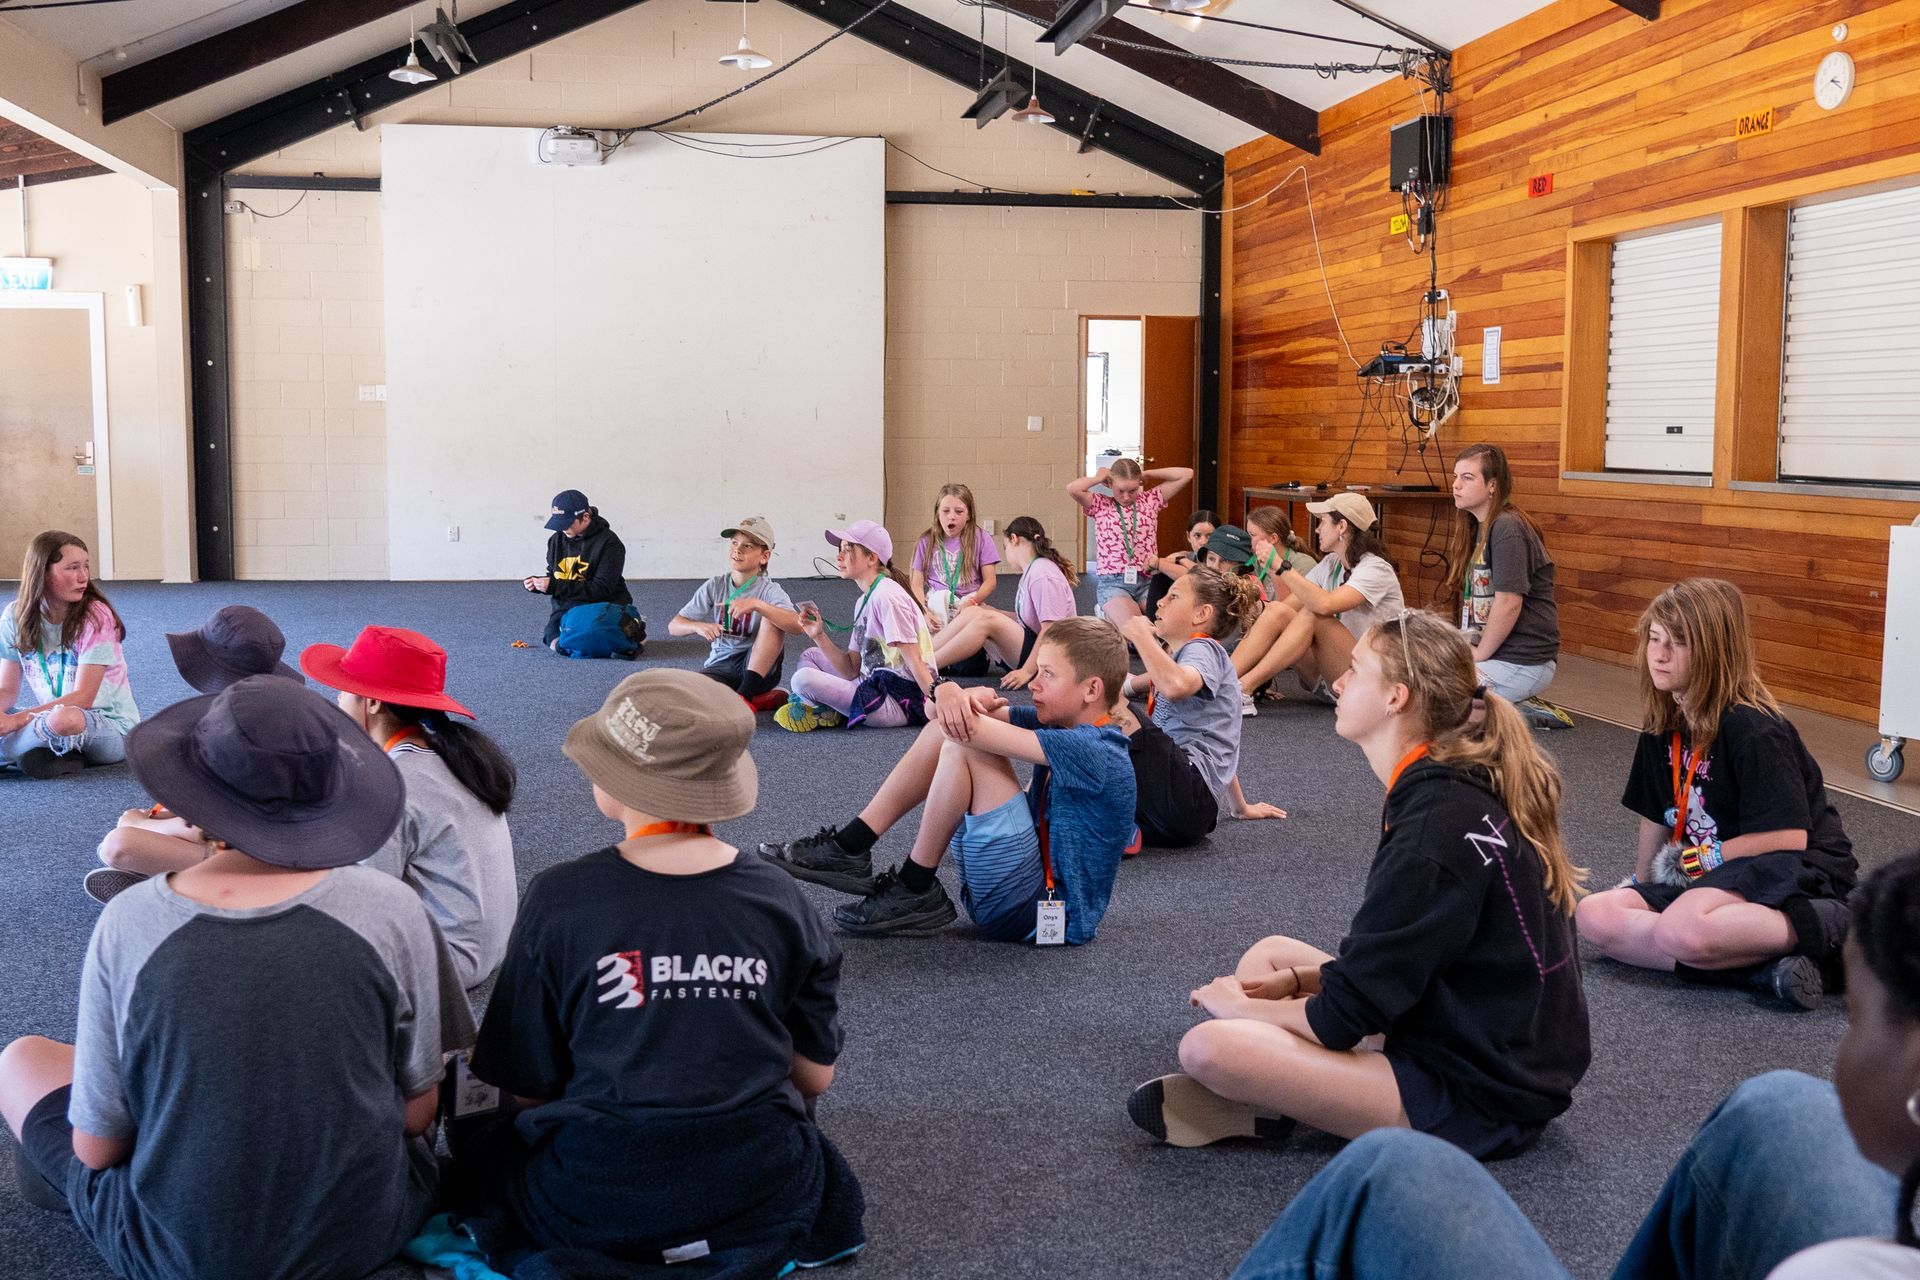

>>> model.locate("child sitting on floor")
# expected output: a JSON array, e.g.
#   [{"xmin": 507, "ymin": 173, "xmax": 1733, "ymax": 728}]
[
  {"xmin": 669, "ymin": 517, "xmax": 802, "ymax": 710},
  {"xmin": 759, "ymin": 617, "xmax": 1137, "ymax": 943},
  {"xmin": 449, "ymin": 670, "xmax": 864, "ymax": 1274},
  {"xmin": 1120, "ymin": 568, "xmax": 1286, "ymax": 841},
  {"xmin": 1145, "ymin": 509, "xmax": 1219, "ymax": 620},
  {"xmin": 910, "ymin": 483, "xmax": 1000, "ymax": 636},
  {"xmin": 0, "ymin": 531, "xmax": 138, "ymax": 779},
  {"xmin": 1128, "ymin": 611, "xmax": 1589, "ymax": 1160},
  {"xmin": 928, "ymin": 515, "xmax": 1079, "ymax": 690},
  {"xmin": 1574, "ymin": 577, "xmax": 1855, "ymax": 1008},
  {"xmin": 777, "ymin": 521, "xmax": 935, "ymax": 733},
  {"xmin": 0, "ymin": 675, "xmax": 458, "ymax": 1280}
]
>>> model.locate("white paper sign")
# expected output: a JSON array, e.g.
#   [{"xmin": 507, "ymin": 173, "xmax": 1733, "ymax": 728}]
[{"xmin": 1482, "ymin": 326, "xmax": 1502, "ymax": 385}]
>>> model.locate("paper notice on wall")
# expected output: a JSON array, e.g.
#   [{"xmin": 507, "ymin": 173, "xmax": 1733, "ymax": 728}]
[{"xmin": 1482, "ymin": 326, "xmax": 1502, "ymax": 385}]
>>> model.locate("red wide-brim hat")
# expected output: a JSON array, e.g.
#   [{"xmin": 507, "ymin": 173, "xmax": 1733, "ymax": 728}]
[{"xmin": 300, "ymin": 625, "xmax": 476, "ymax": 718}]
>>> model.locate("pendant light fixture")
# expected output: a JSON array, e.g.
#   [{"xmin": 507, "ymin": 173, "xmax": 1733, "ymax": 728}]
[
  {"xmin": 1009, "ymin": 65, "xmax": 1054, "ymax": 125},
  {"xmin": 719, "ymin": 0, "xmax": 773, "ymax": 71},
  {"xmin": 389, "ymin": 11, "xmax": 438, "ymax": 84}
]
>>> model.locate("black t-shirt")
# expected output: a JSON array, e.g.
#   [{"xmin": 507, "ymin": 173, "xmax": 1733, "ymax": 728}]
[
  {"xmin": 472, "ymin": 847, "xmax": 842, "ymax": 1125},
  {"xmin": 1621, "ymin": 704, "xmax": 1854, "ymax": 871}
]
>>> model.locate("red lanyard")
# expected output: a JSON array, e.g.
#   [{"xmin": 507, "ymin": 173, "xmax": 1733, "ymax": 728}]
[
  {"xmin": 625, "ymin": 821, "xmax": 712, "ymax": 840},
  {"xmin": 1670, "ymin": 731, "xmax": 1706, "ymax": 845},
  {"xmin": 1144, "ymin": 634, "xmax": 1212, "ymax": 719},
  {"xmin": 1035, "ymin": 713, "xmax": 1112, "ymax": 893}
]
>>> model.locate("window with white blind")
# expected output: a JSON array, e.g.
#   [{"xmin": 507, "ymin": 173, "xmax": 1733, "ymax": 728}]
[
  {"xmin": 1779, "ymin": 183, "xmax": 1920, "ymax": 485},
  {"xmin": 1603, "ymin": 222, "xmax": 1723, "ymax": 474}
]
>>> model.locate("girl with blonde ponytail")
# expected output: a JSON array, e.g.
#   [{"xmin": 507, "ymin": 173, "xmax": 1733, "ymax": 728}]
[
  {"xmin": 1128, "ymin": 609, "xmax": 1590, "ymax": 1160},
  {"xmin": 927, "ymin": 516, "xmax": 1080, "ymax": 690}
]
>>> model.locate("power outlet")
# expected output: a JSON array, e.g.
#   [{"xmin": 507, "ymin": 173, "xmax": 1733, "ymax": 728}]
[
  {"xmin": 447, "ymin": 525, "xmax": 460, "ymax": 542},
  {"xmin": 357, "ymin": 385, "xmax": 388, "ymax": 402},
  {"xmin": 982, "ymin": 519, "xmax": 996, "ymax": 535}
]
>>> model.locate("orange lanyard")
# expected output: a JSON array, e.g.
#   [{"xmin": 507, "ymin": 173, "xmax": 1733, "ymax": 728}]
[
  {"xmin": 1144, "ymin": 633, "xmax": 1212, "ymax": 719},
  {"xmin": 382, "ymin": 729, "xmax": 420, "ymax": 753},
  {"xmin": 625, "ymin": 821, "xmax": 712, "ymax": 840},
  {"xmin": 1670, "ymin": 731, "xmax": 1706, "ymax": 845},
  {"xmin": 1036, "ymin": 713, "xmax": 1112, "ymax": 893},
  {"xmin": 1381, "ymin": 742, "xmax": 1432, "ymax": 831}
]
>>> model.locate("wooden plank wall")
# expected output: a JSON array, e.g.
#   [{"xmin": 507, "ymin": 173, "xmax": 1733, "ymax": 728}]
[{"xmin": 1224, "ymin": 0, "xmax": 1920, "ymax": 723}]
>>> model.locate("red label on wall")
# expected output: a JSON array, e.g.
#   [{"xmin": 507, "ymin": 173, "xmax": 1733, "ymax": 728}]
[{"xmin": 1527, "ymin": 173, "xmax": 1554, "ymax": 198}]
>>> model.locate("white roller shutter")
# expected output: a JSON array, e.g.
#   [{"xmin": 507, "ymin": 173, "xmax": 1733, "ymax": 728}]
[
  {"xmin": 1780, "ymin": 184, "xmax": 1920, "ymax": 484},
  {"xmin": 1604, "ymin": 222, "xmax": 1722, "ymax": 474}
]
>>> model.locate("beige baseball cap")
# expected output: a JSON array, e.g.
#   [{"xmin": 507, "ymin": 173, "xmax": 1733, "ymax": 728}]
[
  {"xmin": 721, "ymin": 516, "xmax": 776, "ymax": 551},
  {"xmin": 1305, "ymin": 491, "xmax": 1378, "ymax": 531},
  {"xmin": 563, "ymin": 669, "xmax": 758, "ymax": 823}
]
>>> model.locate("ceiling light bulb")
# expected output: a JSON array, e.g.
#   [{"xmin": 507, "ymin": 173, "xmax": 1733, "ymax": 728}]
[
  {"xmin": 719, "ymin": 35, "xmax": 773, "ymax": 71},
  {"xmin": 390, "ymin": 44, "xmax": 438, "ymax": 84},
  {"xmin": 1011, "ymin": 93, "xmax": 1054, "ymax": 125}
]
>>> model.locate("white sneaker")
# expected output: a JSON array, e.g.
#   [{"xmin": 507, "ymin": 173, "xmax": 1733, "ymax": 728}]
[{"xmin": 1240, "ymin": 690, "xmax": 1257, "ymax": 718}]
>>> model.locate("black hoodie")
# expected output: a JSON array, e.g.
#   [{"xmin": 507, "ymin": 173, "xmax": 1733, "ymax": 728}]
[
  {"xmin": 544, "ymin": 513, "xmax": 631, "ymax": 610},
  {"xmin": 1305, "ymin": 757, "xmax": 1591, "ymax": 1128}
]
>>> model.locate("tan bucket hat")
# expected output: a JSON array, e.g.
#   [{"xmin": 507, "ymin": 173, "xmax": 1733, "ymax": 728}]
[{"xmin": 563, "ymin": 669, "xmax": 758, "ymax": 823}]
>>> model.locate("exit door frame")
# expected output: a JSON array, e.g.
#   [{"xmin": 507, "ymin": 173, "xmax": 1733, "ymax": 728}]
[{"xmin": 0, "ymin": 292, "xmax": 113, "ymax": 580}]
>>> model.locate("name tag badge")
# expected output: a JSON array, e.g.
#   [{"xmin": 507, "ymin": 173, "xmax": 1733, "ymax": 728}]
[
  {"xmin": 1122, "ymin": 566, "xmax": 1139, "ymax": 586},
  {"xmin": 1036, "ymin": 896, "xmax": 1067, "ymax": 946},
  {"xmin": 451, "ymin": 1050, "xmax": 502, "ymax": 1118}
]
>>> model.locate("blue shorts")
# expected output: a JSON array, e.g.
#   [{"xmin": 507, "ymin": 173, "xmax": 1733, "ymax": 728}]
[
  {"xmin": 1095, "ymin": 573, "xmax": 1151, "ymax": 609},
  {"xmin": 947, "ymin": 792, "xmax": 1045, "ymax": 942}
]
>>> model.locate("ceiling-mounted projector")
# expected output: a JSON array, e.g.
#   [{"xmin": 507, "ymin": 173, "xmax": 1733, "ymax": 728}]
[{"xmin": 539, "ymin": 127, "xmax": 604, "ymax": 166}]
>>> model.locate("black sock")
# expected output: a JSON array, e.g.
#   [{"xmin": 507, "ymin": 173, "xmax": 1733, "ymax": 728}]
[
  {"xmin": 739, "ymin": 666, "xmax": 780, "ymax": 698},
  {"xmin": 897, "ymin": 859, "xmax": 936, "ymax": 894},
  {"xmin": 834, "ymin": 818, "xmax": 877, "ymax": 856},
  {"xmin": 1673, "ymin": 961, "xmax": 1763, "ymax": 986}
]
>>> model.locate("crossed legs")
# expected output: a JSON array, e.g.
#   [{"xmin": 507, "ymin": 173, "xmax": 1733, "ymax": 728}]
[{"xmin": 1577, "ymin": 887, "xmax": 1796, "ymax": 971}]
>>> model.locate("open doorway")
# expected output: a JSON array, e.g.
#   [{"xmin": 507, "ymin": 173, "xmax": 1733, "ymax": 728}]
[
  {"xmin": 0, "ymin": 294, "xmax": 112, "ymax": 574},
  {"xmin": 1080, "ymin": 314, "xmax": 1198, "ymax": 568}
]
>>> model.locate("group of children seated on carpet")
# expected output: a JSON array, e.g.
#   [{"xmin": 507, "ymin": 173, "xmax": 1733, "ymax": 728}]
[{"xmin": 0, "ymin": 438, "xmax": 1889, "ymax": 1279}]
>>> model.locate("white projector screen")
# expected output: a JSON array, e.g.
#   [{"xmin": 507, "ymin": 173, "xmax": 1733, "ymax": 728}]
[{"xmin": 381, "ymin": 125, "xmax": 885, "ymax": 579}]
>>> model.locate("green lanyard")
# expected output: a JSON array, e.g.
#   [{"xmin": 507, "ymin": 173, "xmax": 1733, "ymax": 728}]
[
  {"xmin": 937, "ymin": 541, "xmax": 960, "ymax": 593},
  {"xmin": 822, "ymin": 577, "xmax": 883, "ymax": 635},
  {"xmin": 720, "ymin": 574, "xmax": 759, "ymax": 630},
  {"xmin": 1327, "ymin": 559, "xmax": 1347, "ymax": 622},
  {"xmin": 1118, "ymin": 502, "xmax": 1141, "ymax": 566},
  {"xmin": 35, "ymin": 648, "xmax": 68, "ymax": 699}
]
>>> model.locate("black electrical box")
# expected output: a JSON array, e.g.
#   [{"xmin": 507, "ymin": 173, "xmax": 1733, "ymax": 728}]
[{"xmin": 1389, "ymin": 114, "xmax": 1453, "ymax": 191}]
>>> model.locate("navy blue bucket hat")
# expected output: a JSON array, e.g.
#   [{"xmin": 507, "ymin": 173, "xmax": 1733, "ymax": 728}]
[
  {"xmin": 125, "ymin": 676, "xmax": 404, "ymax": 870},
  {"xmin": 166, "ymin": 605, "xmax": 303, "ymax": 694}
]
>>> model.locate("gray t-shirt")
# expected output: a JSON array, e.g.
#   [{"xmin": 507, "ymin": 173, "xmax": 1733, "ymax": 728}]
[
  {"xmin": 1306, "ymin": 551, "xmax": 1405, "ymax": 641},
  {"xmin": 362, "ymin": 742, "xmax": 518, "ymax": 991},
  {"xmin": 1461, "ymin": 511, "xmax": 1560, "ymax": 666},
  {"xmin": 1149, "ymin": 636, "xmax": 1242, "ymax": 802},
  {"xmin": 67, "ymin": 868, "xmax": 451, "ymax": 1280},
  {"xmin": 680, "ymin": 572, "xmax": 795, "ymax": 666}
]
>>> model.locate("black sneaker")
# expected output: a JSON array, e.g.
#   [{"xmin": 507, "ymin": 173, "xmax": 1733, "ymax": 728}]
[
  {"xmin": 1750, "ymin": 955, "xmax": 1824, "ymax": 1010},
  {"xmin": 18, "ymin": 746, "xmax": 82, "ymax": 779},
  {"xmin": 758, "ymin": 827, "xmax": 877, "ymax": 895},
  {"xmin": 832, "ymin": 868, "xmax": 958, "ymax": 937},
  {"xmin": 84, "ymin": 867, "xmax": 149, "ymax": 906},
  {"xmin": 1126, "ymin": 1074, "xmax": 1298, "ymax": 1148}
]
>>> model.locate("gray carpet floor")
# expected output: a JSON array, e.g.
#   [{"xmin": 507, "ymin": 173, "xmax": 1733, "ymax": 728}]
[{"xmin": 2, "ymin": 577, "xmax": 1915, "ymax": 1280}]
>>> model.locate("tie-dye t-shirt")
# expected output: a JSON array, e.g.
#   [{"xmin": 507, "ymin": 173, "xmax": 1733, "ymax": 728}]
[
  {"xmin": 0, "ymin": 601, "xmax": 140, "ymax": 732},
  {"xmin": 851, "ymin": 578, "xmax": 935, "ymax": 676}
]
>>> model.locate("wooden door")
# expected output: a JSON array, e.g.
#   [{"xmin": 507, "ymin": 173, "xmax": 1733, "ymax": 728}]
[
  {"xmin": 0, "ymin": 308, "xmax": 97, "ymax": 557},
  {"xmin": 1140, "ymin": 315, "xmax": 1199, "ymax": 556}
]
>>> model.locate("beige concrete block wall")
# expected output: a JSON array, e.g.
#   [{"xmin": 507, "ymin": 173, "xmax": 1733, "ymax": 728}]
[{"xmin": 224, "ymin": 0, "xmax": 1204, "ymax": 578}]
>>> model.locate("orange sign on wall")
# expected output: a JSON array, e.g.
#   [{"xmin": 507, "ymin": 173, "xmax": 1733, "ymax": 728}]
[{"xmin": 1736, "ymin": 108, "xmax": 1774, "ymax": 139}]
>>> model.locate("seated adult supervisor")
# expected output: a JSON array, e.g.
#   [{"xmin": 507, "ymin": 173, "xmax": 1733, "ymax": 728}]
[{"xmin": 524, "ymin": 489, "xmax": 632, "ymax": 649}]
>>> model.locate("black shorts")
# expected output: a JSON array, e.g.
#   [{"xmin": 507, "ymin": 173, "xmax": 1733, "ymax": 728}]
[
  {"xmin": 1629, "ymin": 848, "xmax": 1854, "ymax": 914},
  {"xmin": 939, "ymin": 650, "xmax": 992, "ymax": 679},
  {"xmin": 19, "ymin": 1084, "xmax": 76, "ymax": 1208},
  {"xmin": 701, "ymin": 649, "xmax": 784, "ymax": 691},
  {"xmin": 1015, "ymin": 625, "xmax": 1039, "ymax": 669},
  {"xmin": 1130, "ymin": 717, "xmax": 1219, "ymax": 848},
  {"xmin": 1387, "ymin": 1052, "xmax": 1543, "ymax": 1161}
]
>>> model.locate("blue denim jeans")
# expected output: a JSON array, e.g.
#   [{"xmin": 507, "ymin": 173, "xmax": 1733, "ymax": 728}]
[
  {"xmin": 1, "ymin": 707, "xmax": 128, "ymax": 767},
  {"xmin": 1231, "ymin": 1071, "xmax": 1895, "ymax": 1280}
]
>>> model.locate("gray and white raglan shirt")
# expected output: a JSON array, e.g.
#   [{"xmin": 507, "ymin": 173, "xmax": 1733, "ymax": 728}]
[{"xmin": 66, "ymin": 868, "xmax": 450, "ymax": 1280}]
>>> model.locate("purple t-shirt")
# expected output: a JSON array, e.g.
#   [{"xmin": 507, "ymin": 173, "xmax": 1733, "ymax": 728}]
[
  {"xmin": 1014, "ymin": 558, "xmax": 1078, "ymax": 634},
  {"xmin": 911, "ymin": 528, "xmax": 1000, "ymax": 598},
  {"xmin": 852, "ymin": 578, "xmax": 935, "ymax": 676}
]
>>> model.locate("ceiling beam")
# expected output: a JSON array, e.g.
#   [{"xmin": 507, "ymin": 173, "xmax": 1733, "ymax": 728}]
[
  {"xmin": 999, "ymin": 0, "xmax": 1317, "ymax": 154},
  {"xmin": 1609, "ymin": 0, "xmax": 1659, "ymax": 17},
  {"xmin": 772, "ymin": 0, "xmax": 1222, "ymax": 193},
  {"xmin": 0, "ymin": 122, "xmax": 113, "ymax": 184},
  {"xmin": 102, "ymin": 0, "xmax": 420, "ymax": 126}
]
